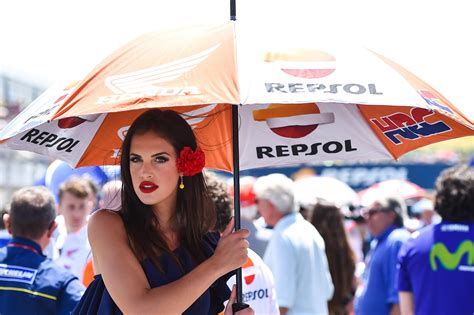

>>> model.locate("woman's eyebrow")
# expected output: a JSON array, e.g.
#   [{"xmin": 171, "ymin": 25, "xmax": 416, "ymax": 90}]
[{"xmin": 151, "ymin": 152, "xmax": 170, "ymax": 158}]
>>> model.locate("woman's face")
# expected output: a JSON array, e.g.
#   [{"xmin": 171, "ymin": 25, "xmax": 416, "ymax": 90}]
[{"xmin": 129, "ymin": 131, "xmax": 180, "ymax": 208}]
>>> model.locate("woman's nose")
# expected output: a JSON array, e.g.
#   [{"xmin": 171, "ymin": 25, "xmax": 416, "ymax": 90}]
[{"xmin": 140, "ymin": 163, "xmax": 153, "ymax": 179}]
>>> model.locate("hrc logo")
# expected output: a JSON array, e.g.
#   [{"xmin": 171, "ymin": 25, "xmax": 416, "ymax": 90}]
[{"xmin": 370, "ymin": 108, "xmax": 451, "ymax": 145}]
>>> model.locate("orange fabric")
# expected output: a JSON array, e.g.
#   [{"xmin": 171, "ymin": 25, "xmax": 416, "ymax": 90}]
[
  {"xmin": 82, "ymin": 259, "xmax": 95, "ymax": 288},
  {"xmin": 52, "ymin": 23, "xmax": 239, "ymax": 120},
  {"xmin": 253, "ymin": 103, "xmax": 320, "ymax": 120},
  {"xmin": 359, "ymin": 105, "xmax": 474, "ymax": 159},
  {"xmin": 77, "ymin": 104, "xmax": 234, "ymax": 172}
]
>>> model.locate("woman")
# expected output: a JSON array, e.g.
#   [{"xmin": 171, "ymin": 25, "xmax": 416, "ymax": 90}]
[
  {"xmin": 74, "ymin": 109, "xmax": 252, "ymax": 314},
  {"xmin": 311, "ymin": 202, "xmax": 356, "ymax": 315}
]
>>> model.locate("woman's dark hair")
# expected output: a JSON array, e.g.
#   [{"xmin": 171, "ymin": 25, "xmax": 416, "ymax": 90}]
[
  {"xmin": 435, "ymin": 164, "xmax": 474, "ymax": 223},
  {"xmin": 120, "ymin": 109, "xmax": 216, "ymax": 270},
  {"xmin": 311, "ymin": 202, "xmax": 356, "ymax": 314}
]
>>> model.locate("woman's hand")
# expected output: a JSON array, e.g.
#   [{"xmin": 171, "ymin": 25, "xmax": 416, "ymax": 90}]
[
  {"xmin": 211, "ymin": 217, "xmax": 250, "ymax": 276},
  {"xmin": 224, "ymin": 285, "xmax": 254, "ymax": 315}
]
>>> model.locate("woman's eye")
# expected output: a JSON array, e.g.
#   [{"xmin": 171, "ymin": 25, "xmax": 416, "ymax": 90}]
[
  {"xmin": 130, "ymin": 156, "xmax": 141, "ymax": 163},
  {"xmin": 155, "ymin": 156, "xmax": 169, "ymax": 163}
]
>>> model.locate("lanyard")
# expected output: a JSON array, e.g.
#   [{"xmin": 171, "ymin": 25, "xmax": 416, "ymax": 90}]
[{"xmin": 7, "ymin": 243, "xmax": 41, "ymax": 255}]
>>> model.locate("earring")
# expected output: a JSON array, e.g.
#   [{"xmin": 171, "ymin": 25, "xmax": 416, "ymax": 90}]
[{"xmin": 179, "ymin": 175, "xmax": 184, "ymax": 189}]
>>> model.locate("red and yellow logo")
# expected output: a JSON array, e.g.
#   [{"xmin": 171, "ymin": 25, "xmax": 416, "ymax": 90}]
[
  {"xmin": 253, "ymin": 103, "xmax": 335, "ymax": 138},
  {"xmin": 264, "ymin": 49, "xmax": 336, "ymax": 79},
  {"xmin": 243, "ymin": 257, "xmax": 255, "ymax": 285}
]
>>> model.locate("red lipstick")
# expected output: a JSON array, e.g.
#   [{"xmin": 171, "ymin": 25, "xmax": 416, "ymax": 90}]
[{"xmin": 139, "ymin": 181, "xmax": 158, "ymax": 193}]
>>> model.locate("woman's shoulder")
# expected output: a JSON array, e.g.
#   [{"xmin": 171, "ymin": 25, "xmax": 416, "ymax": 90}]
[{"xmin": 88, "ymin": 209, "xmax": 125, "ymax": 237}]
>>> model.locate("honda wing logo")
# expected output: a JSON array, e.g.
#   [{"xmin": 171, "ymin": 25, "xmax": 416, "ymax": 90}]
[{"xmin": 97, "ymin": 44, "xmax": 220, "ymax": 104}]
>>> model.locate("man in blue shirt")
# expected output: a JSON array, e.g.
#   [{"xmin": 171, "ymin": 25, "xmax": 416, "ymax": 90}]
[
  {"xmin": 398, "ymin": 164, "xmax": 474, "ymax": 315},
  {"xmin": 355, "ymin": 195, "xmax": 410, "ymax": 315},
  {"xmin": 0, "ymin": 186, "xmax": 85, "ymax": 315}
]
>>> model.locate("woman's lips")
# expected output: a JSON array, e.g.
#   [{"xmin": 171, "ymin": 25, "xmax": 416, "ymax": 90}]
[{"xmin": 139, "ymin": 181, "xmax": 159, "ymax": 193}]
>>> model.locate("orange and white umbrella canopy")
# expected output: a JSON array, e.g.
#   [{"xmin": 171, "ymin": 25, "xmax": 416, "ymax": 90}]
[{"xmin": 0, "ymin": 21, "xmax": 472, "ymax": 171}]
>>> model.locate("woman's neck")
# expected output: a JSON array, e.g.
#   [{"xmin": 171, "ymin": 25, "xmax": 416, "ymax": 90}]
[{"xmin": 152, "ymin": 191, "xmax": 179, "ymax": 249}]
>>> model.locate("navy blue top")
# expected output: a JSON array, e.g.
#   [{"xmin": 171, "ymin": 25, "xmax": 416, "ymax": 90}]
[
  {"xmin": 73, "ymin": 232, "xmax": 233, "ymax": 314},
  {"xmin": 0, "ymin": 237, "xmax": 85, "ymax": 315}
]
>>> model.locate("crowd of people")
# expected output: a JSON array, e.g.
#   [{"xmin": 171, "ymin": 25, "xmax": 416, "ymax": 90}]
[{"xmin": 0, "ymin": 109, "xmax": 473, "ymax": 315}]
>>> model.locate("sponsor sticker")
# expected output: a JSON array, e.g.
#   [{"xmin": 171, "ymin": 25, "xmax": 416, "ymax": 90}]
[{"xmin": 0, "ymin": 264, "xmax": 38, "ymax": 284}]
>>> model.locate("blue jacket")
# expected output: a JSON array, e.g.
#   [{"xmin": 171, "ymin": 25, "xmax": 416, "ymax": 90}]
[{"xmin": 0, "ymin": 237, "xmax": 85, "ymax": 315}]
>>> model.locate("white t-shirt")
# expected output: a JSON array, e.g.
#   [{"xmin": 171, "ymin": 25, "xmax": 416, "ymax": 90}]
[
  {"xmin": 227, "ymin": 249, "xmax": 279, "ymax": 314},
  {"xmin": 53, "ymin": 216, "xmax": 91, "ymax": 281},
  {"xmin": 264, "ymin": 213, "xmax": 334, "ymax": 315}
]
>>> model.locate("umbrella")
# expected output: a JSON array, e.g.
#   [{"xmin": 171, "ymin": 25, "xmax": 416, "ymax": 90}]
[
  {"xmin": 1, "ymin": 20, "xmax": 473, "ymax": 310},
  {"xmin": 358, "ymin": 179, "xmax": 426, "ymax": 207},
  {"xmin": 294, "ymin": 176, "xmax": 359, "ymax": 209},
  {"xmin": 1, "ymin": 23, "xmax": 472, "ymax": 170}
]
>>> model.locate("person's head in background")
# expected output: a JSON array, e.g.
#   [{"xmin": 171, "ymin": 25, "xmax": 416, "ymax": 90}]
[
  {"xmin": 311, "ymin": 201, "xmax": 356, "ymax": 313},
  {"xmin": 204, "ymin": 172, "xmax": 233, "ymax": 233},
  {"xmin": 3, "ymin": 186, "xmax": 58, "ymax": 250},
  {"xmin": 81, "ymin": 176, "xmax": 100, "ymax": 212},
  {"xmin": 362, "ymin": 195, "xmax": 407, "ymax": 237},
  {"xmin": 58, "ymin": 176, "xmax": 93, "ymax": 234},
  {"xmin": 411, "ymin": 198, "xmax": 437, "ymax": 226},
  {"xmin": 434, "ymin": 164, "xmax": 474, "ymax": 223},
  {"xmin": 0, "ymin": 207, "xmax": 7, "ymax": 231},
  {"xmin": 253, "ymin": 173, "xmax": 296, "ymax": 227},
  {"xmin": 228, "ymin": 176, "xmax": 258, "ymax": 222},
  {"xmin": 98, "ymin": 180, "xmax": 123, "ymax": 211}
]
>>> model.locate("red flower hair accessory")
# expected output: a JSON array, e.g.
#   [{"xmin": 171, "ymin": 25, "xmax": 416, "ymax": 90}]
[{"xmin": 176, "ymin": 146, "xmax": 205, "ymax": 176}]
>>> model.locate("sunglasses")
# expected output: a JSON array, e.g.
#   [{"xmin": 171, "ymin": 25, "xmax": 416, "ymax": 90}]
[{"xmin": 363, "ymin": 208, "xmax": 384, "ymax": 218}]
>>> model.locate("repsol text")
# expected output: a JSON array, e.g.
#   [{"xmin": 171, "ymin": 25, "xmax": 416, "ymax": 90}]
[
  {"xmin": 20, "ymin": 128, "xmax": 80, "ymax": 153},
  {"xmin": 256, "ymin": 140, "xmax": 357, "ymax": 159}
]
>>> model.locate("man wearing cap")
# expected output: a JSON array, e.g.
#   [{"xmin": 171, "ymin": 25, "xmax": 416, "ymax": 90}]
[
  {"xmin": 0, "ymin": 186, "xmax": 85, "ymax": 315},
  {"xmin": 254, "ymin": 173, "xmax": 334, "ymax": 315},
  {"xmin": 354, "ymin": 195, "xmax": 410, "ymax": 315},
  {"xmin": 398, "ymin": 164, "xmax": 474, "ymax": 315}
]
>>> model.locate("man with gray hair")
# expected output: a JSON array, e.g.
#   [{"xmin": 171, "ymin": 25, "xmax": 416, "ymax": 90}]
[
  {"xmin": 0, "ymin": 186, "xmax": 84, "ymax": 315},
  {"xmin": 355, "ymin": 194, "xmax": 410, "ymax": 315},
  {"xmin": 254, "ymin": 173, "xmax": 334, "ymax": 315}
]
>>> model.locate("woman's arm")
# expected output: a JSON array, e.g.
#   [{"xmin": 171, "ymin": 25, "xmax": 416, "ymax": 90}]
[{"xmin": 89, "ymin": 211, "xmax": 248, "ymax": 314}]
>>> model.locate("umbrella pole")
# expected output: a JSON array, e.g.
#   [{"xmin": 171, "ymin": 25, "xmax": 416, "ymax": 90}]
[
  {"xmin": 230, "ymin": 0, "xmax": 236, "ymax": 21},
  {"xmin": 231, "ymin": 105, "xmax": 249, "ymax": 313},
  {"xmin": 230, "ymin": 2, "xmax": 248, "ymax": 312}
]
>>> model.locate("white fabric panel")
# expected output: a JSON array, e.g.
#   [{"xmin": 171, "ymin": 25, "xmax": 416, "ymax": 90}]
[
  {"xmin": 4, "ymin": 113, "xmax": 106, "ymax": 167},
  {"xmin": 239, "ymin": 102, "xmax": 392, "ymax": 170}
]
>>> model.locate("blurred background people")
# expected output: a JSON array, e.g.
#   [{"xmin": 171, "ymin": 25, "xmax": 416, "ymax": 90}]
[
  {"xmin": 0, "ymin": 206, "xmax": 10, "ymax": 250},
  {"xmin": 228, "ymin": 176, "xmax": 271, "ymax": 258},
  {"xmin": 81, "ymin": 179, "xmax": 123, "ymax": 287},
  {"xmin": 254, "ymin": 173, "xmax": 333, "ymax": 315},
  {"xmin": 53, "ymin": 176, "xmax": 94, "ymax": 282},
  {"xmin": 98, "ymin": 179, "xmax": 122, "ymax": 211},
  {"xmin": 398, "ymin": 164, "xmax": 474, "ymax": 315},
  {"xmin": 205, "ymin": 172, "xmax": 279, "ymax": 314},
  {"xmin": 311, "ymin": 202, "xmax": 356, "ymax": 315},
  {"xmin": 354, "ymin": 195, "xmax": 410, "ymax": 315},
  {"xmin": 410, "ymin": 197, "xmax": 440, "ymax": 228},
  {"xmin": 0, "ymin": 186, "xmax": 84, "ymax": 315}
]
